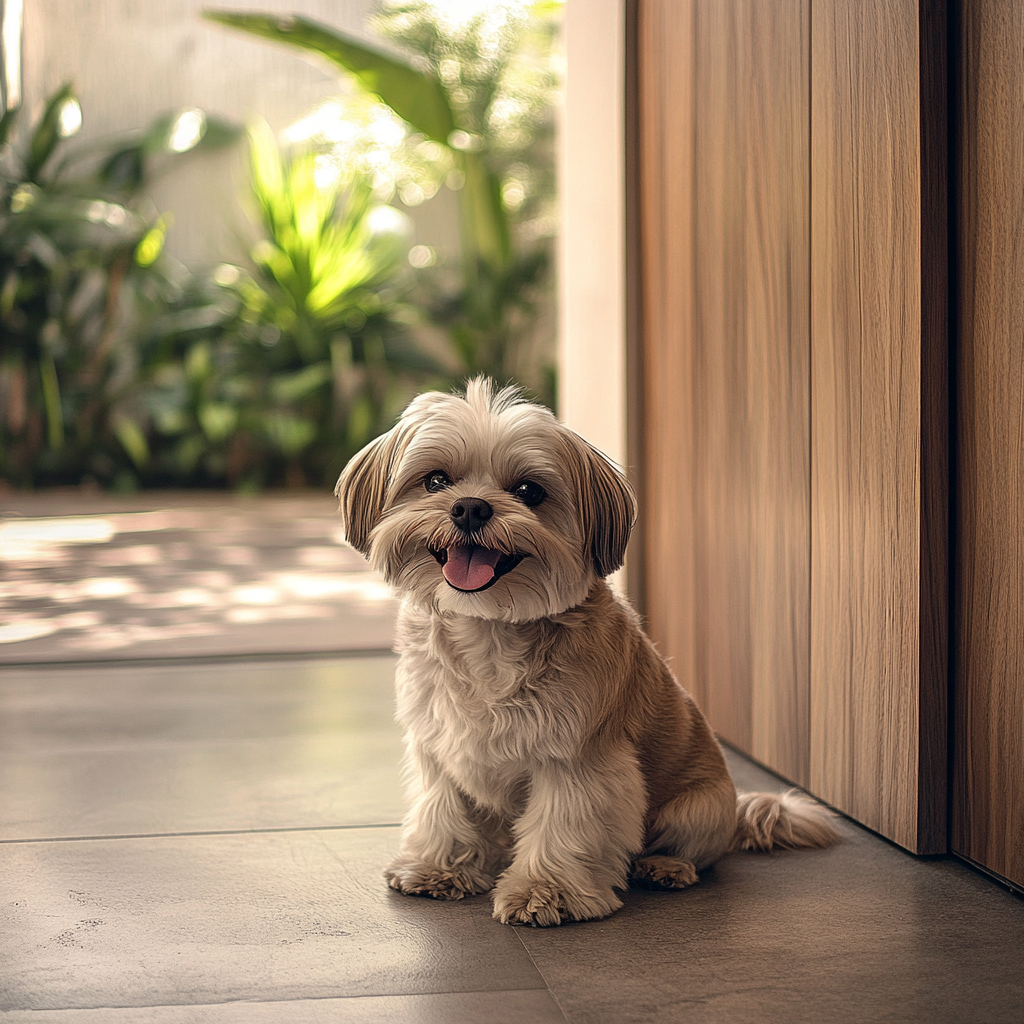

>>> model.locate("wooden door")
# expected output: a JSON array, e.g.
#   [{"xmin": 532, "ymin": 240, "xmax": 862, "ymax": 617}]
[
  {"xmin": 635, "ymin": 0, "xmax": 948, "ymax": 855},
  {"xmin": 954, "ymin": 0, "xmax": 1024, "ymax": 890},
  {"xmin": 808, "ymin": 0, "xmax": 948, "ymax": 855}
]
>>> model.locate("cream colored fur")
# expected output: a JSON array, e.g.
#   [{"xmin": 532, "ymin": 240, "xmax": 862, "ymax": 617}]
[{"xmin": 336, "ymin": 379, "xmax": 837, "ymax": 927}]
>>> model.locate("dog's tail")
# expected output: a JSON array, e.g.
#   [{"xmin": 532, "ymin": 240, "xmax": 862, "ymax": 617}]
[{"xmin": 730, "ymin": 790, "xmax": 840, "ymax": 852}]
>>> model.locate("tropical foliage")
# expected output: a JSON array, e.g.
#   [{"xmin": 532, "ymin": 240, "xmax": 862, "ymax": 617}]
[
  {"xmin": 204, "ymin": 0, "xmax": 561, "ymax": 405},
  {"xmin": 2, "ymin": 3, "xmax": 561, "ymax": 490},
  {"xmin": 0, "ymin": 84, "xmax": 239, "ymax": 489},
  {"xmin": 142, "ymin": 121, "xmax": 438, "ymax": 489},
  {"xmin": 0, "ymin": 87, "xmax": 427, "ymax": 490}
]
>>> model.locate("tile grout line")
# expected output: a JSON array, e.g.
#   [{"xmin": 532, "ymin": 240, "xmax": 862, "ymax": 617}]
[
  {"xmin": 512, "ymin": 928, "xmax": 573, "ymax": 1024},
  {"xmin": 0, "ymin": 822, "xmax": 403, "ymax": 845},
  {"xmin": 9, "ymin": 987, "xmax": 561, "ymax": 1014},
  {"xmin": 0, "ymin": 646, "xmax": 396, "ymax": 671}
]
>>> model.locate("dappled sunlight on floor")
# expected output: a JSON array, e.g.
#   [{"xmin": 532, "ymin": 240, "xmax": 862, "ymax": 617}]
[{"xmin": 0, "ymin": 495, "xmax": 397, "ymax": 662}]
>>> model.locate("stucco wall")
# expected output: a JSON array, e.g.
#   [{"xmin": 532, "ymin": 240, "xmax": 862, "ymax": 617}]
[{"xmin": 18, "ymin": 0, "xmax": 459, "ymax": 266}]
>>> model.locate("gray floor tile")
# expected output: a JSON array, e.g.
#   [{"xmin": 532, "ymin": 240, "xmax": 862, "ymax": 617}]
[
  {"xmin": 4, "ymin": 644, "xmax": 1022, "ymax": 1024},
  {"xmin": 0, "ymin": 828, "xmax": 545, "ymax": 1013},
  {"xmin": 0, "ymin": 989, "xmax": 566, "ymax": 1023},
  {"xmin": 0, "ymin": 658, "xmax": 404, "ymax": 840},
  {"xmin": 518, "ymin": 752, "xmax": 1024, "ymax": 1024}
]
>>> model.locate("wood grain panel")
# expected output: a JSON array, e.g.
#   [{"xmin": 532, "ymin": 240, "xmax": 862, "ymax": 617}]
[
  {"xmin": 691, "ymin": 0, "xmax": 755, "ymax": 749},
  {"xmin": 954, "ymin": 0, "xmax": 1024, "ymax": 888},
  {"xmin": 638, "ymin": 0, "xmax": 810, "ymax": 783},
  {"xmin": 638, "ymin": 0, "xmax": 699, "ymax": 708},
  {"xmin": 810, "ymin": 0, "xmax": 947, "ymax": 853},
  {"xmin": 734, "ymin": 0, "xmax": 810, "ymax": 785}
]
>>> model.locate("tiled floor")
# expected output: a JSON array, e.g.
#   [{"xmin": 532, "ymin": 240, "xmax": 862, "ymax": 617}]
[
  {"xmin": 2, "ymin": 495, "xmax": 1023, "ymax": 1022},
  {"xmin": 2, "ymin": 654, "xmax": 1023, "ymax": 1024}
]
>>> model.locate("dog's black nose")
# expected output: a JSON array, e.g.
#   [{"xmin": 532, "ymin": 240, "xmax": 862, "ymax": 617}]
[{"xmin": 450, "ymin": 497, "xmax": 493, "ymax": 533}]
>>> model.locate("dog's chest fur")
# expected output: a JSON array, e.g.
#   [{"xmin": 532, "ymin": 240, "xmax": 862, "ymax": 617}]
[{"xmin": 394, "ymin": 600, "xmax": 588, "ymax": 813}]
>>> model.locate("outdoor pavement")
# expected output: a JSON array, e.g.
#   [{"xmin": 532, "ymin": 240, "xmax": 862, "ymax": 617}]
[
  {"xmin": 0, "ymin": 491, "xmax": 394, "ymax": 663},
  {"xmin": 1, "ymin": 491, "xmax": 1023, "ymax": 1023}
]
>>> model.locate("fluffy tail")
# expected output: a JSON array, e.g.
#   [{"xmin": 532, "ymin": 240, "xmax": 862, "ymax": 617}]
[{"xmin": 731, "ymin": 790, "xmax": 840, "ymax": 852}]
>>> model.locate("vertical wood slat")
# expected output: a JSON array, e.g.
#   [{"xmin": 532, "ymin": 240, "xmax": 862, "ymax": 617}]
[
  {"xmin": 637, "ymin": 0, "xmax": 948, "ymax": 854},
  {"xmin": 955, "ymin": 0, "xmax": 1024, "ymax": 888},
  {"xmin": 691, "ymin": 0, "xmax": 754, "ymax": 749},
  {"xmin": 638, "ymin": 0, "xmax": 699, "ymax": 709},
  {"xmin": 810, "ymin": 0, "xmax": 947, "ymax": 853},
  {"xmin": 638, "ymin": 0, "xmax": 810, "ymax": 783},
  {"xmin": 736, "ymin": 1, "xmax": 811, "ymax": 785}
]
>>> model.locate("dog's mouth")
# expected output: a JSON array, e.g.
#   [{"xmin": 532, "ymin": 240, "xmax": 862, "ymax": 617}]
[{"xmin": 427, "ymin": 544, "xmax": 525, "ymax": 593}]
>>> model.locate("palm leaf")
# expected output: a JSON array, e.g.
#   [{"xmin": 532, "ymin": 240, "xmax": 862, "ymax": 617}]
[
  {"xmin": 203, "ymin": 12, "xmax": 458, "ymax": 144},
  {"xmin": 204, "ymin": 11, "xmax": 514, "ymax": 275}
]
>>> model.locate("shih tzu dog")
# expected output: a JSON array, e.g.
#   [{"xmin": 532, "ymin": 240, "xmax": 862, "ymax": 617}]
[{"xmin": 336, "ymin": 378, "xmax": 837, "ymax": 927}]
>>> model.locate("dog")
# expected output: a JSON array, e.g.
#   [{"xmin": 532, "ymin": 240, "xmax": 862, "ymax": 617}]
[{"xmin": 335, "ymin": 378, "xmax": 837, "ymax": 926}]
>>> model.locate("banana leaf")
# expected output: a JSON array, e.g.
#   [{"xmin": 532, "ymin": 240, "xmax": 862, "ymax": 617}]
[{"xmin": 460, "ymin": 151, "xmax": 511, "ymax": 275}]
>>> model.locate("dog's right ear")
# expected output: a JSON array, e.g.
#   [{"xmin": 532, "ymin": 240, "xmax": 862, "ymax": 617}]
[{"xmin": 335, "ymin": 427, "xmax": 401, "ymax": 556}]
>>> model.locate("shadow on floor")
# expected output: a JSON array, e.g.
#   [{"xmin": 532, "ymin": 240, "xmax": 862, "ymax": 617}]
[{"xmin": 0, "ymin": 492, "xmax": 396, "ymax": 663}]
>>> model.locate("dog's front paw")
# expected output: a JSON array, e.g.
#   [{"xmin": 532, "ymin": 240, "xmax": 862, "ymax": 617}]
[
  {"xmin": 630, "ymin": 855, "xmax": 699, "ymax": 890},
  {"xmin": 384, "ymin": 857, "xmax": 493, "ymax": 900},
  {"xmin": 492, "ymin": 874, "xmax": 622, "ymax": 927}
]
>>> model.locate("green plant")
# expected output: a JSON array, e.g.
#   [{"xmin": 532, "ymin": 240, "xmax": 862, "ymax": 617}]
[
  {"xmin": 140, "ymin": 124, "xmax": 443, "ymax": 489},
  {"xmin": 0, "ymin": 83, "xmax": 239, "ymax": 489},
  {"xmin": 203, "ymin": 0, "xmax": 561, "ymax": 405},
  {"xmin": 238, "ymin": 122, "xmax": 439, "ymax": 480}
]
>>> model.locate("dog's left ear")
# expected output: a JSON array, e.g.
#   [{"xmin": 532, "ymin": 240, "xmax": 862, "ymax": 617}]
[
  {"xmin": 335, "ymin": 427, "xmax": 403, "ymax": 556},
  {"xmin": 564, "ymin": 431, "xmax": 637, "ymax": 577}
]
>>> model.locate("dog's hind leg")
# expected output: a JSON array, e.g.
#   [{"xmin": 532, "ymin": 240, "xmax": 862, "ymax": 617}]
[
  {"xmin": 635, "ymin": 774, "xmax": 738, "ymax": 887},
  {"xmin": 635, "ymin": 780, "xmax": 838, "ymax": 888},
  {"xmin": 629, "ymin": 854, "xmax": 700, "ymax": 889}
]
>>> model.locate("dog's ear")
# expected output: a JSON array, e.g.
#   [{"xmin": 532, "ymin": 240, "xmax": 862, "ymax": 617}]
[
  {"xmin": 335, "ymin": 390, "xmax": 455, "ymax": 555},
  {"xmin": 564, "ymin": 431, "xmax": 637, "ymax": 578},
  {"xmin": 335, "ymin": 427, "xmax": 403, "ymax": 556}
]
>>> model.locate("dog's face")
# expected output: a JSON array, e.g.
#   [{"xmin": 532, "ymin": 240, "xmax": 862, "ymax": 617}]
[{"xmin": 335, "ymin": 379, "xmax": 636, "ymax": 622}]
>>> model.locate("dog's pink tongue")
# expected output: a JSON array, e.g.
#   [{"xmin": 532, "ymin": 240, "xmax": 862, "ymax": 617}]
[{"xmin": 442, "ymin": 545, "xmax": 502, "ymax": 591}]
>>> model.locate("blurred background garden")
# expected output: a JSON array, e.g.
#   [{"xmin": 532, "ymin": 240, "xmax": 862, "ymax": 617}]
[{"xmin": 0, "ymin": 0, "xmax": 562, "ymax": 493}]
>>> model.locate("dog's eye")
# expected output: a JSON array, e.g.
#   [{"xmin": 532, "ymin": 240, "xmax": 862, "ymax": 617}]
[
  {"xmin": 424, "ymin": 470, "xmax": 452, "ymax": 493},
  {"xmin": 511, "ymin": 480, "xmax": 545, "ymax": 507}
]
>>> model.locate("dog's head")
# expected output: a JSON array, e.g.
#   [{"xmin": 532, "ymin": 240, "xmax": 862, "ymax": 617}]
[{"xmin": 335, "ymin": 378, "xmax": 636, "ymax": 622}]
